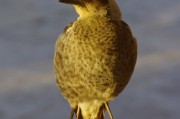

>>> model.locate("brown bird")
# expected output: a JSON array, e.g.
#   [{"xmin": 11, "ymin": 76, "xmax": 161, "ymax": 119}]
[{"xmin": 54, "ymin": 0, "xmax": 137, "ymax": 119}]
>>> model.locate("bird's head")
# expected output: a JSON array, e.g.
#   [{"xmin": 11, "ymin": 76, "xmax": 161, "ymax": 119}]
[
  {"xmin": 59, "ymin": 0, "xmax": 108, "ymax": 7},
  {"xmin": 59, "ymin": 0, "xmax": 121, "ymax": 19},
  {"xmin": 59, "ymin": 0, "xmax": 109, "ymax": 17}
]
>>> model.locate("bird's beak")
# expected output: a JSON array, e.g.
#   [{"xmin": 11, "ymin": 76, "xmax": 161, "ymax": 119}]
[
  {"xmin": 59, "ymin": 0, "xmax": 67, "ymax": 3},
  {"xmin": 59, "ymin": 0, "xmax": 83, "ymax": 6},
  {"xmin": 59, "ymin": 0, "xmax": 76, "ymax": 4}
]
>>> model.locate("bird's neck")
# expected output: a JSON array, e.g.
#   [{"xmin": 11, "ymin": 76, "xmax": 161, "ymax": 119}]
[
  {"xmin": 73, "ymin": 5, "xmax": 107, "ymax": 18},
  {"xmin": 73, "ymin": 0, "xmax": 122, "ymax": 20}
]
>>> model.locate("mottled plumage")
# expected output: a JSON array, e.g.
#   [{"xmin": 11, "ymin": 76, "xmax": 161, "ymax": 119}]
[{"xmin": 54, "ymin": 0, "xmax": 137, "ymax": 119}]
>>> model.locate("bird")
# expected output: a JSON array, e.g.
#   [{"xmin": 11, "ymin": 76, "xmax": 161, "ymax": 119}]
[{"xmin": 54, "ymin": 0, "xmax": 137, "ymax": 119}]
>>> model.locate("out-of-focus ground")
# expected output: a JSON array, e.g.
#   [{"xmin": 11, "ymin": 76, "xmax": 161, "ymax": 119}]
[{"xmin": 0, "ymin": 0, "xmax": 180, "ymax": 119}]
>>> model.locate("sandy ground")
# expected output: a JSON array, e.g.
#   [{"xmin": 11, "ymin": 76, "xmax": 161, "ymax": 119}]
[{"xmin": 0, "ymin": 0, "xmax": 180, "ymax": 119}]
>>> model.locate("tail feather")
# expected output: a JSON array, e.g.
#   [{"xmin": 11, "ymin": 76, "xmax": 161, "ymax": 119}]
[
  {"xmin": 75, "ymin": 101, "xmax": 105, "ymax": 119},
  {"xmin": 98, "ymin": 105, "xmax": 105, "ymax": 119},
  {"xmin": 74, "ymin": 107, "xmax": 104, "ymax": 119},
  {"xmin": 71, "ymin": 102, "xmax": 114, "ymax": 119}
]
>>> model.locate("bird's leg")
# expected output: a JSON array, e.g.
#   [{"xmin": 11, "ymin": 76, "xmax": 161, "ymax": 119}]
[
  {"xmin": 69, "ymin": 109, "xmax": 75, "ymax": 119},
  {"xmin": 76, "ymin": 106, "xmax": 81, "ymax": 119},
  {"xmin": 105, "ymin": 103, "xmax": 114, "ymax": 119}
]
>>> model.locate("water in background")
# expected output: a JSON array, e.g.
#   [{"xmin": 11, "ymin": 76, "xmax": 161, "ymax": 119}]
[{"xmin": 0, "ymin": 0, "xmax": 180, "ymax": 119}]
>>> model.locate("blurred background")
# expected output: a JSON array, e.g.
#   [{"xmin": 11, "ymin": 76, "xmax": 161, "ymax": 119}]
[{"xmin": 0, "ymin": 0, "xmax": 180, "ymax": 119}]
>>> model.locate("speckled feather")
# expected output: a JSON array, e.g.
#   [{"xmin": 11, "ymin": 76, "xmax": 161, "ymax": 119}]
[{"xmin": 54, "ymin": 1, "xmax": 137, "ymax": 118}]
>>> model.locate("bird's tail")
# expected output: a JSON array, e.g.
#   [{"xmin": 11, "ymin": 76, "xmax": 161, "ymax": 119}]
[{"xmin": 73, "ymin": 101, "xmax": 113, "ymax": 119}]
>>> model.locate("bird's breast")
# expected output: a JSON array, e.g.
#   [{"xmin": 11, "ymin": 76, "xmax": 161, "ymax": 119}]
[{"xmin": 54, "ymin": 18, "xmax": 137, "ymax": 101}]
